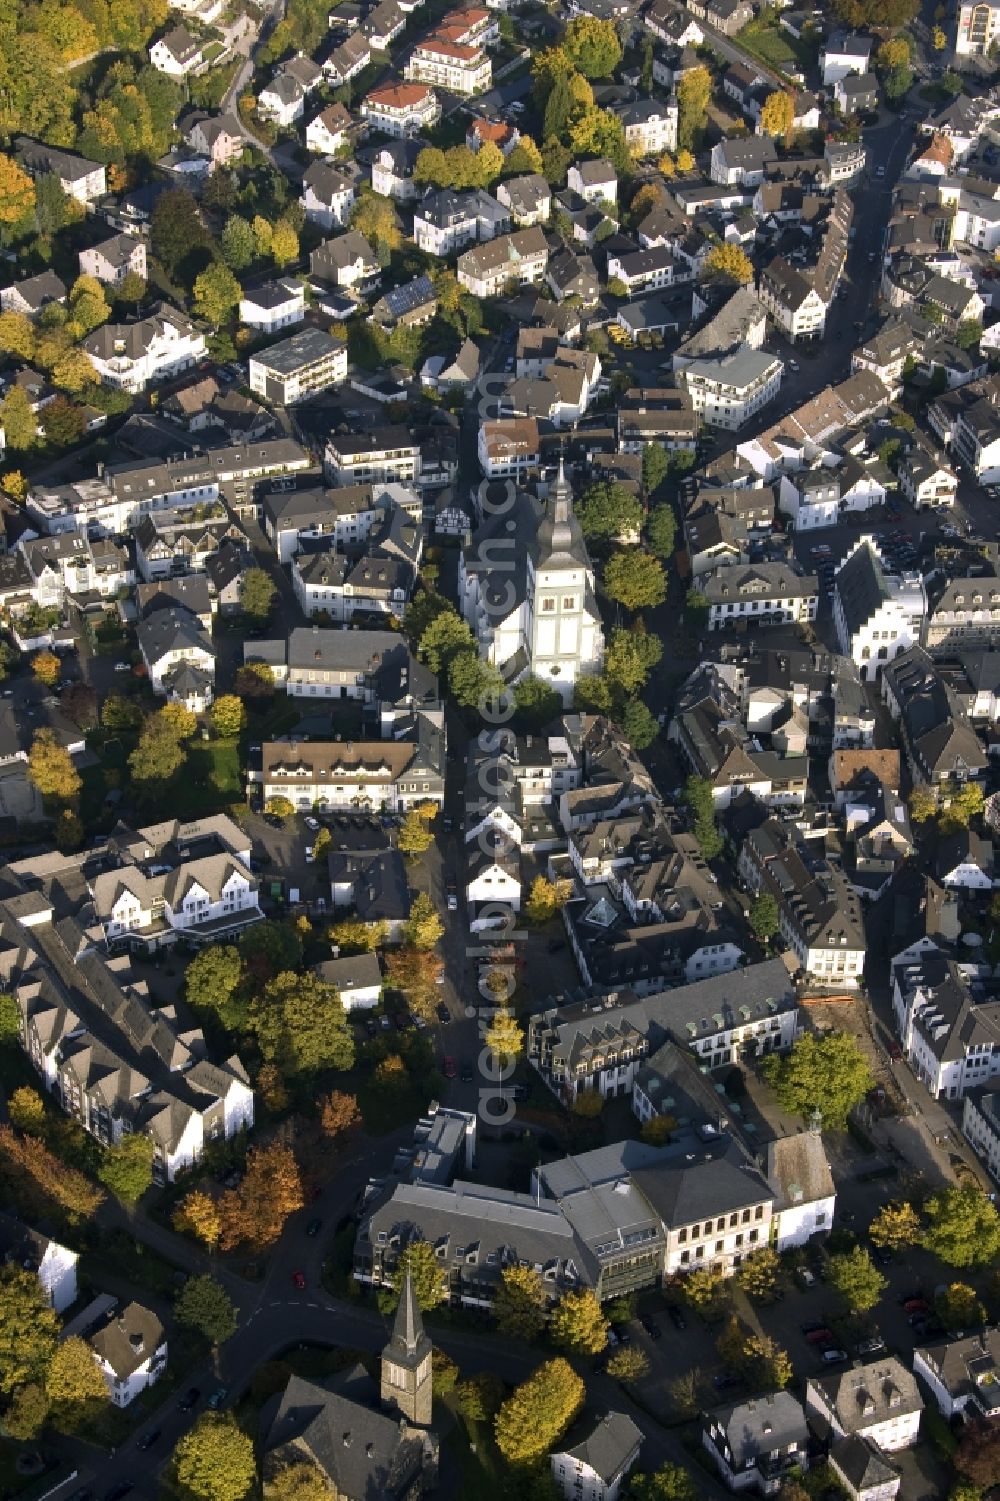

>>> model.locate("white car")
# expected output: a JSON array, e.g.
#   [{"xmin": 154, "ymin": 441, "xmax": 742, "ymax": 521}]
[
  {"xmin": 875, "ymin": 165, "xmax": 885, "ymax": 178},
  {"xmin": 113, "ymin": 662, "xmax": 131, "ymax": 673},
  {"xmin": 304, "ymin": 816, "xmax": 320, "ymax": 831},
  {"xmin": 447, "ymin": 894, "xmax": 458, "ymax": 911}
]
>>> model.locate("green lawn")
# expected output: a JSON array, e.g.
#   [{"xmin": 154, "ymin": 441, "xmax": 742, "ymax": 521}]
[
  {"xmin": 80, "ymin": 1228, "xmax": 184, "ymax": 1299},
  {"xmin": 174, "ymin": 739, "xmax": 243, "ymax": 817},
  {"xmin": 736, "ymin": 17, "xmax": 817, "ymax": 75}
]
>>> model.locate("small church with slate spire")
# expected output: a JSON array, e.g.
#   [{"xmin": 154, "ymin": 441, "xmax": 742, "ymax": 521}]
[
  {"xmin": 380, "ymin": 1269, "xmax": 433, "ymax": 1426},
  {"xmin": 261, "ymin": 1269, "xmax": 438, "ymax": 1497},
  {"xmin": 459, "ymin": 459, "xmax": 604, "ymax": 705}
]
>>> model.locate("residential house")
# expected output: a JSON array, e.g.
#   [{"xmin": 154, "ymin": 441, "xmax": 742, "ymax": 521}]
[
  {"xmin": 820, "ymin": 30, "xmax": 873, "ymax": 83},
  {"xmin": 477, "ymin": 417, "xmax": 540, "ymax": 477},
  {"xmin": 618, "ymin": 98, "xmax": 678, "ymax": 158},
  {"xmin": 0, "ymin": 271, "xmax": 66, "ymax": 319},
  {"xmin": 882, "ymin": 647, "xmax": 987, "ymax": 787},
  {"xmin": 545, "ymin": 248, "xmax": 599, "ymax": 306},
  {"xmin": 0, "ymin": 1213, "xmax": 78, "ymax": 1313},
  {"xmin": 362, "ymin": 81, "xmax": 440, "ymax": 136},
  {"xmin": 305, "ymin": 102, "xmax": 353, "ymax": 155},
  {"xmin": 457, "ymin": 226, "xmax": 548, "ymax": 298},
  {"xmin": 311, "ymin": 231, "xmax": 379, "ymax": 292},
  {"xmin": 149, "ymin": 24, "xmax": 209, "ymax": 77},
  {"xmin": 372, "ymin": 140, "xmax": 424, "ymax": 201},
  {"xmin": 322, "ymin": 31, "xmax": 371, "ymax": 87},
  {"xmin": 259, "ymin": 730, "xmax": 444, "ymax": 814},
  {"xmin": 137, "ymin": 605, "xmax": 216, "ymax": 701},
  {"xmin": 963, "ymin": 1088, "xmax": 1000, "ymax": 1184},
  {"xmin": 404, "ymin": 27, "xmax": 491, "ymax": 94},
  {"xmin": 957, "ymin": 0, "xmax": 1000, "ymax": 55},
  {"xmin": 758, "ymin": 258, "xmax": 828, "ymax": 341},
  {"xmin": 676, "ymin": 348, "xmax": 783, "ymax": 431},
  {"xmin": 806, "ymin": 1361, "xmax": 922, "ymax": 1454},
  {"xmin": 324, "ymin": 428, "xmax": 422, "ymax": 486},
  {"xmin": 710, "ymin": 135, "xmax": 778, "ymax": 187},
  {"xmin": 78, "ymin": 233, "xmax": 147, "ymax": 287},
  {"xmin": 300, "ymin": 160, "xmax": 356, "ymax": 229},
  {"xmin": 314, "ymin": 952, "xmax": 382, "ymax": 1011},
  {"xmin": 496, "ymin": 173, "xmax": 552, "ymax": 226},
  {"xmin": 14, "ymin": 137, "xmax": 106, "ymax": 204},
  {"xmin": 371, "ymin": 274, "xmax": 437, "ymax": 329},
  {"xmin": 249, "ymin": 327, "xmax": 347, "ymax": 405},
  {"xmin": 181, "ymin": 112, "xmax": 243, "ymax": 165},
  {"xmin": 702, "ymin": 562, "xmax": 818, "ymax": 632},
  {"xmin": 82, "ymin": 305, "xmax": 207, "ymax": 394},
  {"xmin": 913, "ymin": 1329, "xmax": 1000, "ymax": 1421},
  {"xmin": 89, "ymin": 1302, "xmax": 167, "ymax": 1407},
  {"xmin": 827, "ymin": 1439, "xmax": 900, "ymax": 1501},
  {"xmin": 892, "ymin": 954, "xmax": 1000, "ymax": 1102},
  {"xmin": 567, "ymin": 158, "xmax": 617, "ymax": 204},
  {"xmin": 551, "ymin": 1414, "xmax": 643, "ymax": 1501},
  {"xmin": 833, "ymin": 539, "xmax": 927, "ymax": 682},
  {"xmin": 834, "ymin": 73, "xmax": 878, "ymax": 117},
  {"xmin": 703, "ymin": 1392, "xmax": 809, "ymax": 1495},
  {"xmin": 238, "ymin": 279, "xmax": 306, "ymax": 333},
  {"xmin": 898, "ymin": 437, "xmax": 957, "ymax": 510}
]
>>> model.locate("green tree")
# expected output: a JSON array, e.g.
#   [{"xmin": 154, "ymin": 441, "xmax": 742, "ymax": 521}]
[
  {"xmin": 869, "ymin": 1200, "xmax": 920, "ymax": 1252},
  {"xmin": 3, "ymin": 1382, "xmax": 49, "ymax": 1440},
  {"xmin": 28, "ymin": 729, "xmax": 81, "ymax": 805},
  {"xmin": 703, "ymin": 243, "xmax": 754, "ymax": 286},
  {"xmin": 494, "ymin": 1357, "xmax": 585, "ymax": 1466},
  {"xmin": 525, "ymin": 875, "xmax": 573, "ymax": 924},
  {"xmin": 418, "ymin": 607, "xmax": 475, "ymax": 673},
  {"xmin": 761, "ymin": 1031, "xmax": 873, "ymax": 1129},
  {"xmin": 494, "ymin": 1263, "xmax": 547, "ymax": 1341},
  {"xmin": 221, "ymin": 215, "xmax": 256, "ymax": 272},
  {"xmin": 749, "ymin": 892, "xmax": 779, "ymax": 944},
  {"xmin": 45, "ymin": 1334, "xmax": 109, "ymax": 1418},
  {"xmin": 264, "ymin": 1461, "xmax": 333, "ymax": 1501},
  {"xmin": 173, "ymin": 1414, "xmax": 256, "ymax": 1501},
  {"xmin": 185, "ymin": 945, "xmax": 245, "ymax": 1029},
  {"xmin": 406, "ymin": 891, "xmax": 444, "ymax": 950},
  {"xmin": 448, "ymin": 650, "xmax": 504, "ymax": 710},
  {"xmin": 604, "ymin": 625, "xmax": 662, "ymax": 696},
  {"xmin": 398, "ymin": 801, "xmax": 438, "ymax": 857},
  {"xmin": 937, "ymin": 1281, "xmax": 986, "ymax": 1331},
  {"xmin": 211, "ymin": 695, "xmax": 246, "ymax": 738},
  {"xmin": 578, "ymin": 481, "xmax": 644, "ymax": 545},
  {"xmin": 34, "ymin": 172, "xmax": 69, "ymax": 235},
  {"xmin": 129, "ymin": 717, "xmax": 186, "ymax": 793},
  {"xmin": 0, "ymin": 313, "xmax": 36, "ymax": 362},
  {"xmin": 67, "ymin": 275, "xmax": 110, "ymax": 336},
  {"xmin": 827, "ymin": 1246, "xmax": 887, "ymax": 1314},
  {"xmin": 677, "ymin": 65, "xmax": 711, "ymax": 151},
  {"xmin": 621, "ymin": 698, "xmax": 658, "ymax": 750},
  {"xmin": 117, "ymin": 272, "xmax": 148, "ymax": 309},
  {"xmin": 0, "ymin": 991, "xmax": 19, "ymax": 1047},
  {"xmin": 680, "ymin": 1264, "xmax": 727, "ymax": 1314},
  {"xmin": 485, "ymin": 1007, "xmax": 524, "ymax": 1067},
  {"xmin": 175, "ymin": 1275, "xmax": 238, "ymax": 1345},
  {"xmin": 329, "ymin": 916, "xmax": 386, "ymax": 953},
  {"xmin": 193, "ymin": 262, "xmax": 241, "ymax": 328},
  {"xmin": 922, "ymin": 1185, "xmax": 1000, "ymax": 1268},
  {"xmin": 607, "ymin": 1345, "xmax": 650, "ymax": 1382},
  {"xmin": 563, "ymin": 14, "xmax": 622, "ymax": 76},
  {"xmin": 503, "ymin": 137, "xmax": 544, "ymax": 176},
  {"xmin": 646, "ymin": 505, "xmax": 677, "ymax": 561},
  {"xmin": 642, "ymin": 444, "xmax": 670, "ymax": 498},
  {"xmin": 548, "ymin": 1287, "xmax": 608, "ymax": 1354},
  {"xmin": 736, "ymin": 1246, "xmax": 781, "ymax": 1303},
  {"xmin": 631, "ymin": 1467, "xmax": 697, "ymax": 1501},
  {"xmin": 388, "ymin": 1239, "xmax": 448, "ymax": 1311},
  {"xmin": 97, "ymin": 1131, "xmax": 155, "ymax": 1203},
  {"xmin": 151, "ymin": 188, "xmax": 211, "ymax": 283},
  {"xmin": 250, "ymin": 970, "xmax": 354, "ymax": 1076},
  {"xmin": 604, "ymin": 549, "xmax": 667, "ymax": 611},
  {"xmin": 456, "ymin": 1371, "xmax": 506, "ymax": 1422},
  {"xmin": 956, "ymin": 320, "xmax": 984, "ymax": 351},
  {"xmin": 241, "ymin": 567, "xmax": 277, "ymax": 625},
  {"xmin": 909, "ymin": 786, "xmax": 937, "ymax": 824},
  {"xmin": 0, "ymin": 1266, "xmax": 60, "ymax": 1395},
  {"xmin": 0, "ymin": 386, "xmax": 37, "ymax": 452},
  {"xmin": 513, "ymin": 674, "xmax": 562, "ymax": 732},
  {"xmin": 270, "ymin": 218, "xmax": 299, "ymax": 267}
]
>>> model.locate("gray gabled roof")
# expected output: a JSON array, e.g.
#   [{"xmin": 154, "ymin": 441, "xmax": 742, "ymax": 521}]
[{"xmin": 556, "ymin": 1412, "xmax": 643, "ymax": 1481}]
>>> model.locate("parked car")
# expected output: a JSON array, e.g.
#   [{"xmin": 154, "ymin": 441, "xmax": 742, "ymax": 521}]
[
  {"xmin": 443, "ymin": 1055, "xmax": 457, "ymax": 1078},
  {"xmin": 797, "ymin": 1267, "xmax": 817, "ymax": 1289},
  {"xmin": 293, "ymin": 1270, "xmax": 306, "ymax": 1289},
  {"xmin": 611, "ymin": 1323, "xmax": 631, "ymax": 1346},
  {"xmin": 857, "ymin": 1335, "xmax": 886, "ymax": 1356},
  {"xmin": 447, "ymin": 894, "xmax": 458, "ymax": 911},
  {"xmin": 436, "ymin": 1002, "xmax": 451, "ymax": 1024},
  {"xmin": 822, "ymin": 1348, "xmax": 849, "ymax": 1364},
  {"xmin": 713, "ymin": 1371, "xmax": 742, "ymax": 1391},
  {"xmin": 306, "ymin": 1218, "xmax": 322, "ymax": 1237},
  {"xmin": 207, "ymin": 1387, "xmax": 227, "ymax": 1410},
  {"xmin": 640, "ymin": 1315, "xmax": 661, "ymax": 1340},
  {"xmin": 461, "ymin": 1060, "xmax": 474, "ymax": 1082},
  {"xmin": 137, "ymin": 1429, "xmax": 161, "ymax": 1450},
  {"xmin": 666, "ymin": 1304, "xmax": 686, "ymax": 1330},
  {"xmin": 304, "ymin": 817, "xmax": 320, "ymax": 831},
  {"xmin": 805, "ymin": 1327, "xmax": 834, "ymax": 1345},
  {"xmin": 179, "ymin": 1387, "xmax": 201, "ymax": 1410}
]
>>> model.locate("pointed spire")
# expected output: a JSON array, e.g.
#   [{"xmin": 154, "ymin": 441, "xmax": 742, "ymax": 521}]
[{"xmin": 387, "ymin": 1269, "xmax": 431, "ymax": 1365}]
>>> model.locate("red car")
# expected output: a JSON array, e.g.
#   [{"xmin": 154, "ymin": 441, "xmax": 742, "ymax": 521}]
[
  {"xmin": 805, "ymin": 1327, "xmax": 835, "ymax": 1345},
  {"xmin": 443, "ymin": 1056, "xmax": 457, "ymax": 1078},
  {"xmin": 292, "ymin": 1271, "xmax": 306, "ymax": 1289},
  {"xmin": 904, "ymin": 1298, "xmax": 929, "ymax": 1315}
]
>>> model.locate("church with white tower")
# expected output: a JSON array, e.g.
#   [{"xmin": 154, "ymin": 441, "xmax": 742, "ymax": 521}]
[{"xmin": 459, "ymin": 459, "xmax": 604, "ymax": 704}]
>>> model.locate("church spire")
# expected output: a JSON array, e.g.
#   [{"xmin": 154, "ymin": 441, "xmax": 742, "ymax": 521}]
[
  {"xmin": 388, "ymin": 1269, "xmax": 430, "ymax": 1364},
  {"xmin": 381, "ymin": 1269, "xmax": 433, "ymax": 1426}
]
